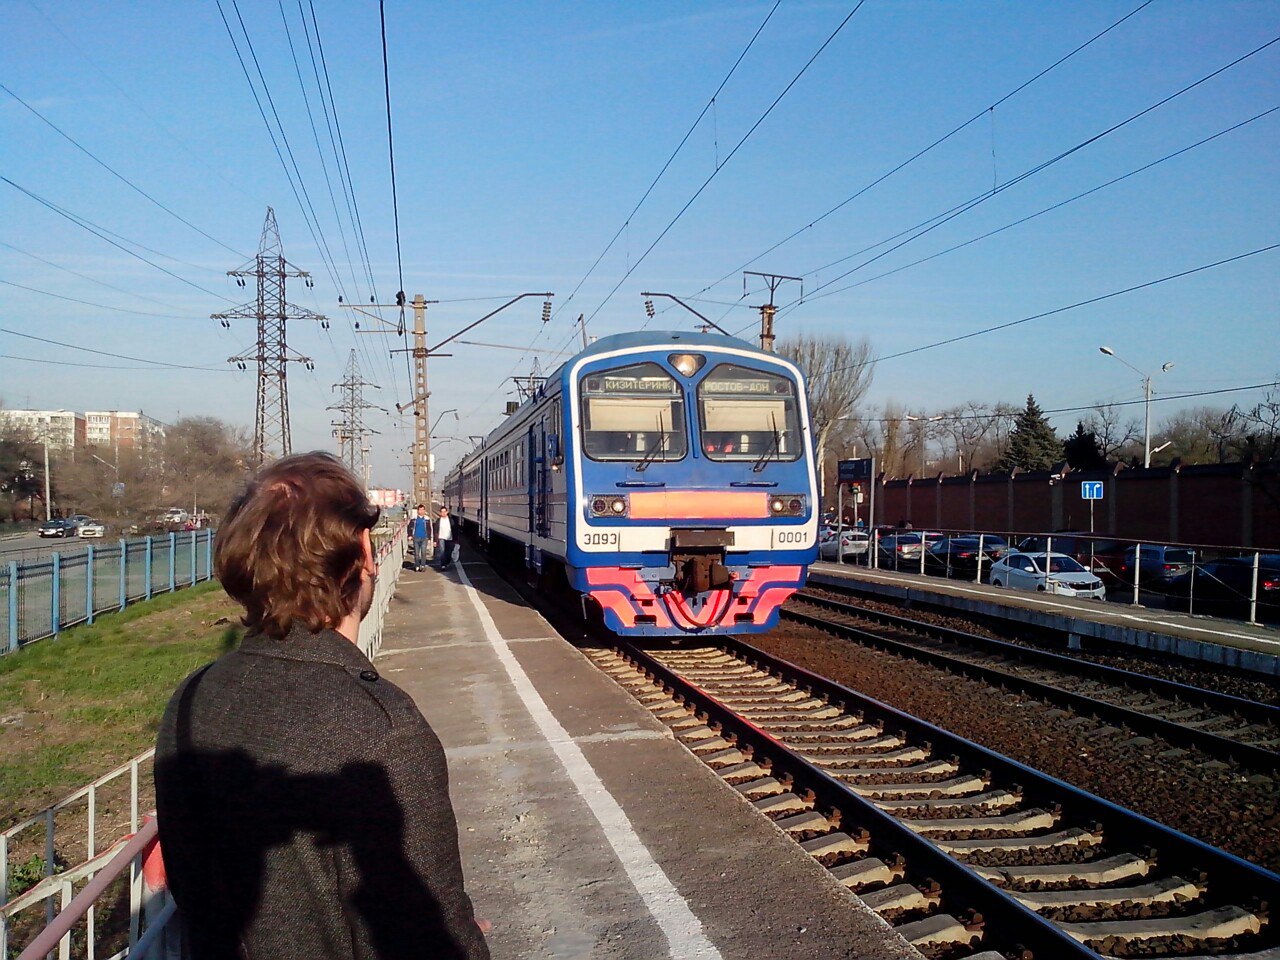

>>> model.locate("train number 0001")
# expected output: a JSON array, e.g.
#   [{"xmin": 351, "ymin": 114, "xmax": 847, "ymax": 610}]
[
  {"xmin": 584, "ymin": 532, "xmax": 620, "ymax": 547},
  {"xmin": 776, "ymin": 531, "xmax": 808, "ymax": 544}
]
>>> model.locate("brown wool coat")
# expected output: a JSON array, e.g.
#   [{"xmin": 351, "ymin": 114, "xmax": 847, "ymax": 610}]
[{"xmin": 155, "ymin": 624, "xmax": 489, "ymax": 960}]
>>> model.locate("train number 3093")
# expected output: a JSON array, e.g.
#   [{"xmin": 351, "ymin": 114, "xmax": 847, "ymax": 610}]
[
  {"xmin": 584, "ymin": 532, "xmax": 620, "ymax": 547},
  {"xmin": 776, "ymin": 531, "xmax": 808, "ymax": 544}
]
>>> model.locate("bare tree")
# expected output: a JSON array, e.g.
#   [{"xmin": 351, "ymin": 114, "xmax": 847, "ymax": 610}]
[
  {"xmin": 779, "ymin": 332, "xmax": 876, "ymax": 496},
  {"xmin": 1086, "ymin": 404, "xmax": 1142, "ymax": 462},
  {"xmin": 1232, "ymin": 382, "xmax": 1280, "ymax": 462}
]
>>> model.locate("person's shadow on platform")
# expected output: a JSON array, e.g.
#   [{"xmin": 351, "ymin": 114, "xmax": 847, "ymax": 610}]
[{"xmin": 157, "ymin": 684, "xmax": 481, "ymax": 958}]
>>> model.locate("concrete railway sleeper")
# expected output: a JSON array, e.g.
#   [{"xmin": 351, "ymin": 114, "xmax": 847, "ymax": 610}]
[
  {"xmin": 587, "ymin": 638, "xmax": 1280, "ymax": 959},
  {"xmin": 787, "ymin": 590, "xmax": 1280, "ymax": 774}
]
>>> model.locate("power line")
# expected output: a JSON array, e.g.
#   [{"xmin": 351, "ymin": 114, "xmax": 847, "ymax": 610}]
[
  {"xmin": 2, "ymin": 176, "xmax": 236, "ymax": 301},
  {"xmin": 23, "ymin": 0, "xmax": 250, "ymax": 200},
  {"xmin": 600, "ymin": 0, "xmax": 867, "ymax": 334},
  {"xmin": 836, "ymin": 381, "xmax": 1279, "ymax": 423},
  {"xmin": 553, "ymin": 0, "xmax": 781, "ymax": 327},
  {"xmin": 690, "ymin": 0, "xmax": 1156, "ymax": 303},
  {"xmin": 815, "ymin": 103, "xmax": 1280, "ymax": 302},
  {"xmin": 379, "ymin": 0, "xmax": 405, "ymax": 328},
  {"xmin": 0, "ymin": 279, "xmax": 202, "ymax": 319},
  {"xmin": 788, "ymin": 33, "xmax": 1280, "ymax": 310},
  {"xmin": 0, "ymin": 325, "xmax": 232, "ymax": 370},
  {"xmin": 0, "ymin": 351, "xmax": 220, "ymax": 371},
  {"xmin": 0, "ymin": 81, "xmax": 248, "ymax": 259},
  {"xmin": 826, "ymin": 241, "xmax": 1280, "ymax": 376},
  {"xmin": 0, "ymin": 243, "xmax": 197, "ymax": 312}
]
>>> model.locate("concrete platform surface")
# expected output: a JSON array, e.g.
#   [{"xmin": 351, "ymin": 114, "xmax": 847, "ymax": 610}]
[
  {"xmin": 376, "ymin": 554, "xmax": 921, "ymax": 960},
  {"xmin": 810, "ymin": 562, "xmax": 1280, "ymax": 675}
]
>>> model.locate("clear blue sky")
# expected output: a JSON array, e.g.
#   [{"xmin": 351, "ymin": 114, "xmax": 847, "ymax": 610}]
[{"xmin": 3, "ymin": 1, "xmax": 1277, "ymax": 487}]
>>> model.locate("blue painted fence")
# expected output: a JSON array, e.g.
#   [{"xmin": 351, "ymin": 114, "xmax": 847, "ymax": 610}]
[{"xmin": 2, "ymin": 529, "xmax": 215, "ymax": 653}]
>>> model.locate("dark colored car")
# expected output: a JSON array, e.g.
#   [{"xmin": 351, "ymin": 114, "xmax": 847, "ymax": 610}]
[
  {"xmin": 924, "ymin": 536, "xmax": 1008, "ymax": 579},
  {"xmin": 1117, "ymin": 544, "xmax": 1196, "ymax": 588},
  {"xmin": 1166, "ymin": 554, "xmax": 1280, "ymax": 624},
  {"xmin": 38, "ymin": 518, "xmax": 74, "ymax": 538},
  {"xmin": 1016, "ymin": 534, "xmax": 1126, "ymax": 584}
]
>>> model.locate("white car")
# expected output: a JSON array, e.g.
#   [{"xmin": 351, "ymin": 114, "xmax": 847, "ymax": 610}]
[
  {"xmin": 988, "ymin": 552, "xmax": 1106, "ymax": 599},
  {"xmin": 819, "ymin": 528, "xmax": 870, "ymax": 561},
  {"xmin": 78, "ymin": 519, "xmax": 106, "ymax": 538}
]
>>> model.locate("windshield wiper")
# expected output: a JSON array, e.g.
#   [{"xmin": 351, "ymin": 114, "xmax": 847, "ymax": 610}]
[
  {"xmin": 752, "ymin": 412, "xmax": 782, "ymax": 473},
  {"xmin": 636, "ymin": 410, "xmax": 668, "ymax": 472}
]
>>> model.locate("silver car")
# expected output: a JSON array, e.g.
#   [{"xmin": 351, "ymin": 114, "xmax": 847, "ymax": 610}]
[
  {"xmin": 819, "ymin": 528, "xmax": 869, "ymax": 561},
  {"xmin": 78, "ymin": 519, "xmax": 107, "ymax": 538},
  {"xmin": 989, "ymin": 552, "xmax": 1105, "ymax": 599}
]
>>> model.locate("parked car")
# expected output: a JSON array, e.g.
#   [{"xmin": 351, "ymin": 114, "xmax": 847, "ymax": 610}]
[
  {"xmin": 877, "ymin": 532, "xmax": 925, "ymax": 568},
  {"xmin": 819, "ymin": 528, "xmax": 870, "ymax": 562},
  {"xmin": 1166, "ymin": 554, "xmax": 1280, "ymax": 624},
  {"xmin": 1117, "ymin": 544, "xmax": 1195, "ymax": 588},
  {"xmin": 78, "ymin": 519, "xmax": 107, "ymax": 538},
  {"xmin": 38, "ymin": 518, "xmax": 74, "ymax": 538},
  {"xmin": 923, "ymin": 536, "xmax": 1007, "ymax": 579},
  {"xmin": 989, "ymin": 552, "xmax": 1106, "ymax": 599},
  {"xmin": 1015, "ymin": 534, "xmax": 1127, "ymax": 584}
]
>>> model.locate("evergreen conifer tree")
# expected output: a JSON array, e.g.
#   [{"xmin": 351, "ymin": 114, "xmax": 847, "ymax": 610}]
[
  {"xmin": 1063, "ymin": 421, "xmax": 1107, "ymax": 470},
  {"xmin": 998, "ymin": 395, "xmax": 1062, "ymax": 471}
]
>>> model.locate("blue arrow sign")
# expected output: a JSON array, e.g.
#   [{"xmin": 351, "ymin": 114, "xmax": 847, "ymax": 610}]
[{"xmin": 1080, "ymin": 481, "xmax": 1104, "ymax": 501}]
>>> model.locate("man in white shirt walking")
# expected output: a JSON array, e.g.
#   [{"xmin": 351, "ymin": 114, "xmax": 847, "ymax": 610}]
[{"xmin": 435, "ymin": 505, "xmax": 456, "ymax": 570}]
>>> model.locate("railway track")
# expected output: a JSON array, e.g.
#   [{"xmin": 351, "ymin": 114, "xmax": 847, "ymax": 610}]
[
  {"xmin": 785, "ymin": 590, "xmax": 1280, "ymax": 774},
  {"xmin": 588, "ymin": 637, "xmax": 1280, "ymax": 960}
]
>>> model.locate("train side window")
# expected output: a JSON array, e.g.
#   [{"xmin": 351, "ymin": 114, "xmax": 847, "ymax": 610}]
[
  {"xmin": 580, "ymin": 362, "xmax": 687, "ymax": 462},
  {"xmin": 697, "ymin": 363, "xmax": 802, "ymax": 462}
]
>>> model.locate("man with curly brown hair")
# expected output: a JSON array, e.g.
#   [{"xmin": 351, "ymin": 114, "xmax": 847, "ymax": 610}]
[{"xmin": 155, "ymin": 451, "xmax": 489, "ymax": 960}]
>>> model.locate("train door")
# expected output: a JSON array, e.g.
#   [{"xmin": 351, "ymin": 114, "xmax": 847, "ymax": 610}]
[
  {"xmin": 536, "ymin": 417, "xmax": 551, "ymax": 540},
  {"xmin": 480, "ymin": 455, "xmax": 489, "ymax": 541},
  {"xmin": 526, "ymin": 426, "xmax": 537, "ymax": 538}
]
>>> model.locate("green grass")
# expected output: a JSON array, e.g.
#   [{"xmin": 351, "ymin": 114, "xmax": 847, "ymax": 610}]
[{"xmin": 0, "ymin": 581, "xmax": 241, "ymax": 826}]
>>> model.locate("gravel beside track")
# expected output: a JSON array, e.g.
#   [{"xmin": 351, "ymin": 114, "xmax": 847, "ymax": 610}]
[
  {"xmin": 805, "ymin": 585, "xmax": 1280, "ymax": 706},
  {"xmin": 750, "ymin": 618, "xmax": 1280, "ymax": 872}
]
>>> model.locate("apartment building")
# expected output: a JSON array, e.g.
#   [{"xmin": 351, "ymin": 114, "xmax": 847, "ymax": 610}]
[
  {"xmin": 84, "ymin": 411, "xmax": 166, "ymax": 452},
  {"xmin": 0, "ymin": 409, "xmax": 85, "ymax": 451}
]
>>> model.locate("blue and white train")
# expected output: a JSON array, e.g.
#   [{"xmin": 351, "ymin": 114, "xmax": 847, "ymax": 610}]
[{"xmin": 442, "ymin": 330, "xmax": 819, "ymax": 637}]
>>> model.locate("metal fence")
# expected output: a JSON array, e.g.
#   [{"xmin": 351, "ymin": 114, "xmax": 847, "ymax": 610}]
[
  {"xmin": 2, "ymin": 524, "xmax": 409, "ymax": 958},
  {"xmin": 826, "ymin": 523, "xmax": 1278, "ymax": 626},
  {"xmin": 3, "ymin": 531, "xmax": 215, "ymax": 654}
]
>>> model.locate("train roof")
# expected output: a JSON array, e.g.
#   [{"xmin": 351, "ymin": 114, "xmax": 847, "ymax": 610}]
[{"xmin": 575, "ymin": 329, "xmax": 759, "ymax": 359}]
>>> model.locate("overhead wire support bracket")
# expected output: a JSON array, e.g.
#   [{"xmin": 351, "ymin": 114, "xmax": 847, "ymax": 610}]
[{"xmin": 640, "ymin": 292, "xmax": 733, "ymax": 336}]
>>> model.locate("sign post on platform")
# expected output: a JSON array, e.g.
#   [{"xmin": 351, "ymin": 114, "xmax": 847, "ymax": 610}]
[
  {"xmin": 838, "ymin": 457, "xmax": 876, "ymax": 565},
  {"xmin": 1081, "ymin": 480, "xmax": 1104, "ymax": 534}
]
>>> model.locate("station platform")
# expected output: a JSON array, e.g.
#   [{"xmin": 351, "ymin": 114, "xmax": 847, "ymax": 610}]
[
  {"xmin": 376, "ymin": 552, "xmax": 921, "ymax": 960},
  {"xmin": 809, "ymin": 562, "xmax": 1280, "ymax": 677}
]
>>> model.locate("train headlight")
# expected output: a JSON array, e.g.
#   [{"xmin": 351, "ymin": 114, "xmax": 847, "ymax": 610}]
[
  {"xmin": 769, "ymin": 495, "xmax": 806, "ymax": 517},
  {"xmin": 590, "ymin": 495, "xmax": 628, "ymax": 517},
  {"xmin": 668, "ymin": 353, "xmax": 706, "ymax": 377}
]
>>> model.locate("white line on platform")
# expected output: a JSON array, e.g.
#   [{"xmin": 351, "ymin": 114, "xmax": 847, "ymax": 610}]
[
  {"xmin": 454, "ymin": 562, "xmax": 723, "ymax": 960},
  {"xmin": 825, "ymin": 566, "xmax": 1280, "ymax": 648}
]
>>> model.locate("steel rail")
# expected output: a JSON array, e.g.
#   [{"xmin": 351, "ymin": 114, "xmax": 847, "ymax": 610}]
[
  {"xmin": 718, "ymin": 635, "xmax": 1280, "ymax": 916},
  {"xmin": 785, "ymin": 599, "xmax": 1279, "ymax": 772},
  {"xmin": 619, "ymin": 639, "xmax": 1098, "ymax": 960},
  {"xmin": 798, "ymin": 587, "xmax": 1280, "ymax": 726}
]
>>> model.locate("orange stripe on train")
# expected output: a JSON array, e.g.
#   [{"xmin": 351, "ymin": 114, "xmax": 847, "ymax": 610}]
[{"xmin": 627, "ymin": 490, "xmax": 769, "ymax": 520}]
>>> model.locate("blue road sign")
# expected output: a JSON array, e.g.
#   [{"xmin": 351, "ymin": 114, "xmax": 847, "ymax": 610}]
[{"xmin": 1081, "ymin": 481, "xmax": 1104, "ymax": 501}]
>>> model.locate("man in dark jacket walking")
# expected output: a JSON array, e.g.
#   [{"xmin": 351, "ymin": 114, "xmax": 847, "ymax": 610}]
[{"xmin": 155, "ymin": 452, "xmax": 489, "ymax": 960}]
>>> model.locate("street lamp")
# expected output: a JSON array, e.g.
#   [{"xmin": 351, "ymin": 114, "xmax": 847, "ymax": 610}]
[
  {"xmin": 1098, "ymin": 347, "xmax": 1174, "ymax": 468},
  {"xmin": 431, "ymin": 409, "xmax": 459, "ymax": 433},
  {"xmin": 904, "ymin": 414, "xmax": 943, "ymax": 475}
]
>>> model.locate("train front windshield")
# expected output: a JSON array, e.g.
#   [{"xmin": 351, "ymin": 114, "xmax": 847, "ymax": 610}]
[
  {"xmin": 697, "ymin": 364, "xmax": 801, "ymax": 462},
  {"xmin": 581, "ymin": 362, "xmax": 688, "ymax": 462}
]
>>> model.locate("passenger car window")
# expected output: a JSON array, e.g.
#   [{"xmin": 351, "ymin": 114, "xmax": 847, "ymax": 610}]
[
  {"xmin": 697, "ymin": 363, "xmax": 801, "ymax": 462},
  {"xmin": 580, "ymin": 362, "xmax": 687, "ymax": 462}
]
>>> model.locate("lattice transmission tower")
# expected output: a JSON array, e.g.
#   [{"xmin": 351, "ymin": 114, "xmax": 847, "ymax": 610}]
[
  {"xmin": 212, "ymin": 207, "xmax": 327, "ymax": 464},
  {"xmin": 328, "ymin": 349, "xmax": 383, "ymax": 484}
]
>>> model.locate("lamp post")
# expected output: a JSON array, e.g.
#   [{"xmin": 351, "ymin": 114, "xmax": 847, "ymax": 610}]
[
  {"xmin": 1098, "ymin": 347, "xmax": 1174, "ymax": 468},
  {"xmin": 904, "ymin": 414, "xmax": 943, "ymax": 475}
]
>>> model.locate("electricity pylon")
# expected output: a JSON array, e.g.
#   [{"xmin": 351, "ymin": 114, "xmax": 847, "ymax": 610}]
[
  {"xmin": 212, "ymin": 207, "xmax": 327, "ymax": 464},
  {"xmin": 328, "ymin": 349, "xmax": 383, "ymax": 479}
]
